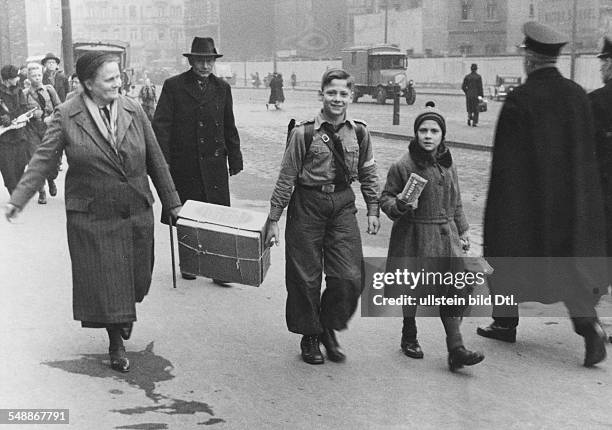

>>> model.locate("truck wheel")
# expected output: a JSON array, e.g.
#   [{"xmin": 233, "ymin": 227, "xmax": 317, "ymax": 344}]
[
  {"xmin": 376, "ymin": 87, "xmax": 386, "ymax": 104},
  {"xmin": 405, "ymin": 88, "xmax": 416, "ymax": 105}
]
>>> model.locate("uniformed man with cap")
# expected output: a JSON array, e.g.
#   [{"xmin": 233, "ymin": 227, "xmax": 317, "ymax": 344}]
[{"xmin": 478, "ymin": 21, "xmax": 608, "ymax": 367}]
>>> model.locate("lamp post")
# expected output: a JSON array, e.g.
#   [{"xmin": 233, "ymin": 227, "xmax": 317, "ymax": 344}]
[
  {"xmin": 383, "ymin": 0, "xmax": 389, "ymax": 44},
  {"xmin": 61, "ymin": 0, "xmax": 74, "ymax": 74},
  {"xmin": 570, "ymin": 0, "xmax": 577, "ymax": 81}
]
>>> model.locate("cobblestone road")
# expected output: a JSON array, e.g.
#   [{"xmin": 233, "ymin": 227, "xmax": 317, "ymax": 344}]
[{"xmin": 229, "ymin": 88, "xmax": 492, "ymax": 253}]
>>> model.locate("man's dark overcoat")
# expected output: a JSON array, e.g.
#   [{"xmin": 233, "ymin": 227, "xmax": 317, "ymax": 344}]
[
  {"xmin": 484, "ymin": 67, "xmax": 607, "ymax": 304},
  {"xmin": 153, "ymin": 70, "xmax": 242, "ymax": 216},
  {"xmin": 589, "ymin": 80, "xmax": 612, "ymax": 256}
]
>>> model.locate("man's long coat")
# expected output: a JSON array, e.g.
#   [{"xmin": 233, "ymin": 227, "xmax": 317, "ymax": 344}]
[{"xmin": 153, "ymin": 70, "xmax": 242, "ymax": 212}]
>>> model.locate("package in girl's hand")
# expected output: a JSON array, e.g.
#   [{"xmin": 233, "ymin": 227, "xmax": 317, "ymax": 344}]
[{"xmin": 398, "ymin": 173, "xmax": 428, "ymax": 204}]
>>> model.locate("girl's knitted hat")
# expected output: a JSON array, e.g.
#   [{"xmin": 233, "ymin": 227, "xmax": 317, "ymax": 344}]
[{"xmin": 413, "ymin": 101, "xmax": 446, "ymax": 140}]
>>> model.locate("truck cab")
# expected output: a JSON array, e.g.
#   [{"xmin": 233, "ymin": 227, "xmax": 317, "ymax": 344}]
[{"xmin": 341, "ymin": 44, "xmax": 416, "ymax": 105}]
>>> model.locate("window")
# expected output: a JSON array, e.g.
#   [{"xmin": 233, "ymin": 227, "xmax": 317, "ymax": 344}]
[
  {"xmin": 485, "ymin": 44, "xmax": 500, "ymax": 55},
  {"xmin": 129, "ymin": 5, "xmax": 137, "ymax": 19},
  {"xmin": 486, "ymin": 0, "xmax": 497, "ymax": 20},
  {"xmin": 529, "ymin": 3, "xmax": 535, "ymax": 18},
  {"xmin": 351, "ymin": 52, "xmax": 357, "ymax": 65},
  {"xmin": 461, "ymin": 0, "xmax": 473, "ymax": 20},
  {"xmin": 459, "ymin": 44, "xmax": 473, "ymax": 55}
]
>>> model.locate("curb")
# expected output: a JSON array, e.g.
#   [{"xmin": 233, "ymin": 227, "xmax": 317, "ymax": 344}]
[{"xmin": 369, "ymin": 130, "xmax": 493, "ymax": 152}]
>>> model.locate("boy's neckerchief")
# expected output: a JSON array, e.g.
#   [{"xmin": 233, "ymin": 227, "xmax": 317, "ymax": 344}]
[{"xmin": 409, "ymin": 138, "xmax": 452, "ymax": 169}]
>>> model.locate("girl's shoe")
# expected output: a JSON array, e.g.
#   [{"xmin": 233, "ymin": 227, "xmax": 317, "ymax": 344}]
[
  {"xmin": 401, "ymin": 337, "xmax": 424, "ymax": 359},
  {"xmin": 448, "ymin": 346, "xmax": 484, "ymax": 371}
]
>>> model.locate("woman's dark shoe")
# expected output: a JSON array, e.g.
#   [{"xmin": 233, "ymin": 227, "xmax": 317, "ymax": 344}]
[
  {"xmin": 476, "ymin": 322, "xmax": 516, "ymax": 343},
  {"xmin": 448, "ymin": 346, "xmax": 484, "ymax": 371},
  {"xmin": 181, "ymin": 273, "xmax": 196, "ymax": 280},
  {"xmin": 320, "ymin": 329, "xmax": 346, "ymax": 363},
  {"xmin": 300, "ymin": 335, "xmax": 324, "ymax": 365},
  {"xmin": 109, "ymin": 347, "xmax": 130, "ymax": 373},
  {"xmin": 48, "ymin": 180, "xmax": 57, "ymax": 197},
  {"xmin": 401, "ymin": 337, "xmax": 424, "ymax": 359},
  {"xmin": 119, "ymin": 323, "xmax": 133, "ymax": 341}
]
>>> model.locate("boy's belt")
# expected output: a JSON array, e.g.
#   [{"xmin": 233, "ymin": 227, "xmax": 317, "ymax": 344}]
[{"xmin": 299, "ymin": 183, "xmax": 349, "ymax": 193}]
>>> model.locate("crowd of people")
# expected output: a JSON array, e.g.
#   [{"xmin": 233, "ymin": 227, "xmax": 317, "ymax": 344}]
[{"xmin": 2, "ymin": 21, "xmax": 612, "ymax": 376}]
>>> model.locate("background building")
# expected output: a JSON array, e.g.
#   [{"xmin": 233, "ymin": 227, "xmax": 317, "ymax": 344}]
[
  {"xmin": 218, "ymin": 0, "xmax": 274, "ymax": 61},
  {"xmin": 1, "ymin": 0, "xmax": 28, "ymax": 67}
]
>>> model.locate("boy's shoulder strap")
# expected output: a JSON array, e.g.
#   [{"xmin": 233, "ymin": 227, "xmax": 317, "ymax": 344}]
[
  {"xmin": 353, "ymin": 119, "xmax": 367, "ymax": 146},
  {"xmin": 287, "ymin": 118, "xmax": 315, "ymax": 152}
]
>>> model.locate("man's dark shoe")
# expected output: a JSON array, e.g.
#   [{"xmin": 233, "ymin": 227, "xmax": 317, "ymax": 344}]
[
  {"xmin": 467, "ymin": 119, "xmax": 471, "ymax": 126},
  {"xmin": 448, "ymin": 346, "xmax": 485, "ymax": 371},
  {"xmin": 212, "ymin": 279, "xmax": 230, "ymax": 287},
  {"xmin": 181, "ymin": 273, "xmax": 196, "ymax": 280},
  {"xmin": 300, "ymin": 335, "xmax": 324, "ymax": 365},
  {"xmin": 583, "ymin": 321, "xmax": 607, "ymax": 367},
  {"xmin": 48, "ymin": 180, "xmax": 57, "ymax": 197},
  {"xmin": 400, "ymin": 336, "xmax": 424, "ymax": 359},
  {"xmin": 477, "ymin": 322, "xmax": 516, "ymax": 343},
  {"xmin": 37, "ymin": 190, "xmax": 47, "ymax": 205},
  {"xmin": 320, "ymin": 329, "xmax": 346, "ymax": 363}
]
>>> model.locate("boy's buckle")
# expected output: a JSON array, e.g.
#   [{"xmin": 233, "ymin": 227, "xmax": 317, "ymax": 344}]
[
  {"xmin": 321, "ymin": 184, "xmax": 335, "ymax": 193},
  {"xmin": 321, "ymin": 134, "xmax": 330, "ymax": 143}
]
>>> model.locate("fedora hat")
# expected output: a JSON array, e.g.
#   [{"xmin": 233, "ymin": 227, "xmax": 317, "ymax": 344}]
[
  {"xmin": 41, "ymin": 52, "xmax": 61, "ymax": 65},
  {"xmin": 183, "ymin": 37, "xmax": 223, "ymax": 58}
]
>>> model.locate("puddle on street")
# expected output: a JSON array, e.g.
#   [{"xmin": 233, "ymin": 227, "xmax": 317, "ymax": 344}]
[{"xmin": 43, "ymin": 341, "xmax": 222, "ymax": 424}]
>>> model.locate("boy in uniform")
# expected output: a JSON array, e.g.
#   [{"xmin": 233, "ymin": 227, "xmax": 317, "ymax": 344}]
[{"xmin": 265, "ymin": 68, "xmax": 380, "ymax": 365}]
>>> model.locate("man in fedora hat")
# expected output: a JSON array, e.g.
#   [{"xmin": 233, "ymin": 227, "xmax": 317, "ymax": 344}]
[
  {"xmin": 461, "ymin": 63, "xmax": 483, "ymax": 126},
  {"xmin": 153, "ymin": 37, "xmax": 243, "ymax": 282},
  {"xmin": 42, "ymin": 52, "xmax": 69, "ymax": 102},
  {"xmin": 479, "ymin": 21, "xmax": 608, "ymax": 367}
]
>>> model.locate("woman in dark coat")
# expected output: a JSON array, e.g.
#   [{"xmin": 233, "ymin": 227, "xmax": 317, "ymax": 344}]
[
  {"xmin": 267, "ymin": 72, "xmax": 285, "ymax": 109},
  {"xmin": 380, "ymin": 103, "xmax": 484, "ymax": 371},
  {"xmin": 6, "ymin": 52, "xmax": 182, "ymax": 373}
]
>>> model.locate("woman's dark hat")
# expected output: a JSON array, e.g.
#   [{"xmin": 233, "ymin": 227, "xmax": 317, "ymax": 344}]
[
  {"xmin": 1, "ymin": 65, "xmax": 19, "ymax": 80},
  {"xmin": 598, "ymin": 37, "xmax": 612, "ymax": 59},
  {"xmin": 183, "ymin": 37, "xmax": 223, "ymax": 58},
  {"xmin": 519, "ymin": 21, "xmax": 568, "ymax": 57},
  {"xmin": 41, "ymin": 52, "xmax": 61, "ymax": 65}
]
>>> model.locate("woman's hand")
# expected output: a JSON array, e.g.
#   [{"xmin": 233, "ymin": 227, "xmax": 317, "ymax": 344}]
[
  {"xmin": 5, "ymin": 203, "xmax": 21, "ymax": 222},
  {"xmin": 460, "ymin": 232, "xmax": 470, "ymax": 252},
  {"xmin": 169, "ymin": 206, "xmax": 182, "ymax": 223}
]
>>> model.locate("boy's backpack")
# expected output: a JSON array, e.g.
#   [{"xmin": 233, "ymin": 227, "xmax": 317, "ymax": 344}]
[{"xmin": 286, "ymin": 118, "xmax": 366, "ymax": 153}]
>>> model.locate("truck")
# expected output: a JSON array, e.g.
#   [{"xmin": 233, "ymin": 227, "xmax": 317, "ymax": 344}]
[
  {"xmin": 73, "ymin": 40, "xmax": 130, "ymax": 72},
  {"xmin": 341, "ymin": 44, "xmax": 416, "ymax": 105}
]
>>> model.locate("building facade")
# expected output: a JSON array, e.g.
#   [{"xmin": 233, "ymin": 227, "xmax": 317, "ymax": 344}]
[{"xmin": 1, "ymin": 0, "xmax": 28, "ymax": 67}]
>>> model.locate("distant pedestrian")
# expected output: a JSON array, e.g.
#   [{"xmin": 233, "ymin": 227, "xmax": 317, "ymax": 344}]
[
  {"xmin": 461, "ymin": 63, "xmax": 483, "ymax": 126},
  {"xmin": 23, "ymin": 62, "xmax": 61, "ymax": 204},
  {"xmin": 380, "ymin": 101, "xmax": 484, "ymax": 372},
  {"xmin": 266, "ymin": 72, "xmax": 284, "ymax": 109},
  {"xmin": 290, "ymin": 72, "xmax": 297, "ymax": 89},
  {"xmin": 264, "ymin": 68, "xmax": 380, "ymax": 365},
  {"xmin": 5, "ymin": 52, "xmax": 182, "ymax": 374},
  {"xmin": 138, "ymin": 78, "xmax": 156, "ymax": 121},
  {"xmin": 479, "ymin": 22, "xmax": 608, "ymax": 367},
  {"xmin": 0, "ymin": 65, "xmax": 28, "ymax": 195},
  {"xmin": 65, "ymin": 73, "xmax": 83, "ymax": 101},
  {"xmin": 18, "ymin": 65, "xmax": 27, "ymax": 89},
  {"xmin": 153, "ymin": 36, "xmax": 243, "ymax": 282},
  {"xmin": 42, "ymin": 52, "xmax": 69, "ymax": 102}
]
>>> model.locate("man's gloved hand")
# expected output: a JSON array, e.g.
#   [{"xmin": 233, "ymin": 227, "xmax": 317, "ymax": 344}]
[{"xmin": 0, "ymin": 114, "xmax": 11, "ymax": 127}]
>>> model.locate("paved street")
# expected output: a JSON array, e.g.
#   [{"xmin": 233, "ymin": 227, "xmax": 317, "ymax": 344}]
[{"xmin": 1, "ymin": 89, "xmax": 611, "ymax": 429}]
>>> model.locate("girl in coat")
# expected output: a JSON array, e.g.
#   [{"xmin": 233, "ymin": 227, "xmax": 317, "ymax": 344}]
[{"xmin": 380, "ymin": 102, "xmax": 484, "ymax": 371}]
